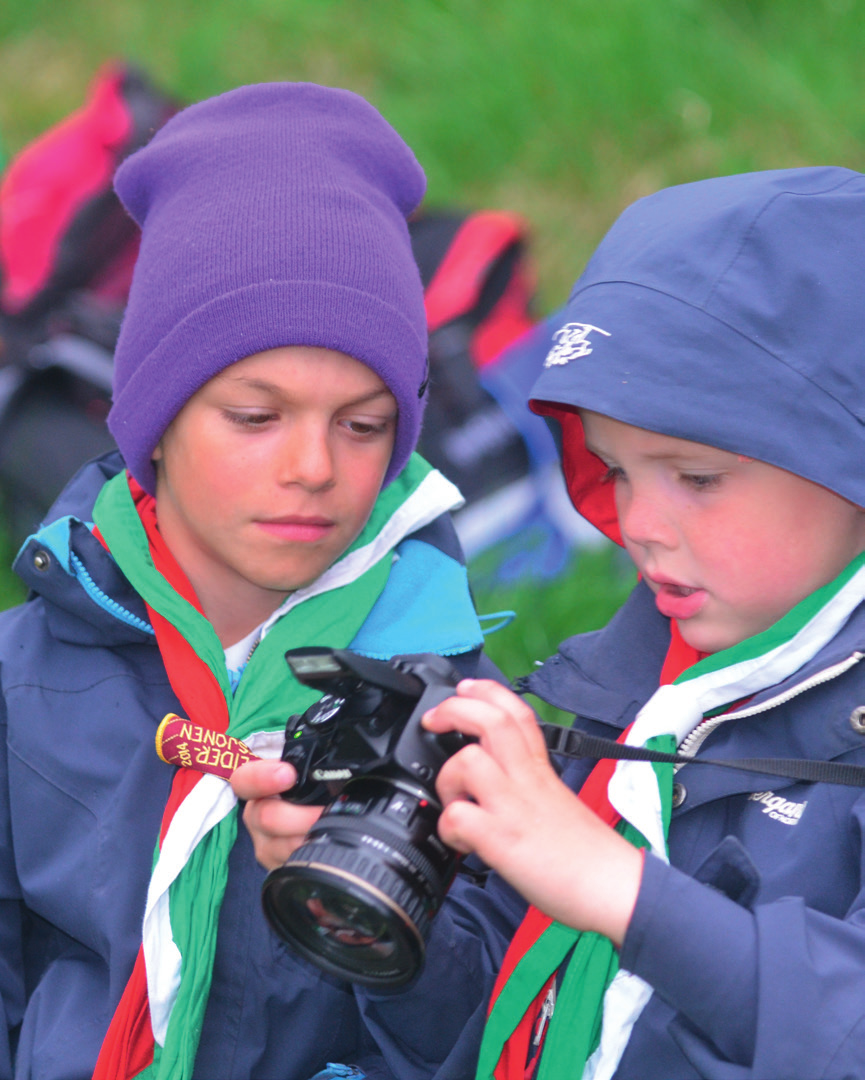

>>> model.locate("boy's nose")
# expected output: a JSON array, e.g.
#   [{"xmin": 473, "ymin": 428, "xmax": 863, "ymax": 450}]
[
  {"xmin": 277, "ymin": 423, "xmax": 335, "ymax": 490},
  {"xmin": 617, "ymin": 491, "xmax": 677, "ymax": 550}
]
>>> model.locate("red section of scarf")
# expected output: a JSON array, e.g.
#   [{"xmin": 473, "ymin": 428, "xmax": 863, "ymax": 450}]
[
  {"xmin": 93, "ymin": 475, "xmax": 230, "ymax": 1080},
  {"xmin": 490, "ymin": 620, "xmax": 703, "ymax": 1079},
  {"xmin": 92, "ymin": 949, "xmax": 154, "ymax": 1080}
]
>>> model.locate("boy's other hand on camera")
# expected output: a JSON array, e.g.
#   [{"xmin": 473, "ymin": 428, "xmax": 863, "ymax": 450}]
[
  {"xmin": 423, "ymin": 680, "xmax": 643, "ymax": 947},
  {"xmin": 231, "ymin": 759, "xmax": 324, "ymax": 870}
]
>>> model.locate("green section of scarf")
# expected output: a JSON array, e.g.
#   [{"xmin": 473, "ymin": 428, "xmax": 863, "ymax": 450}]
[
  {"xmin": 475, "ymin": 747, "xmax": 674, "ymax": 1080},
  {"xmin": 92, "ymin": 454, "xmax": 435, "ymax": 1080}
]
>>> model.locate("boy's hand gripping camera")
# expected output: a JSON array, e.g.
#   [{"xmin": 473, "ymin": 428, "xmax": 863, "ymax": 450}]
[{"xmin": 260, "ymin": 647, "xmax": 471, "ymax": 987}]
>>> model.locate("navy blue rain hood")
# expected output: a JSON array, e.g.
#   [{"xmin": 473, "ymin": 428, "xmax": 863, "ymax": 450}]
[{"xmin": 528, "ymin": 166, "xmax": 865, "ymax": 537}]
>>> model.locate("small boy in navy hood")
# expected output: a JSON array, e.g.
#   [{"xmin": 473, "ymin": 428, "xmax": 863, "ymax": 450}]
[{"xmin": 419, "ymin": 166, "xmax": 865, "ymax": 1079}]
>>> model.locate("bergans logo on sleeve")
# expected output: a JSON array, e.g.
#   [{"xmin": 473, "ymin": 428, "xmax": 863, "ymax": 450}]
[
  {"xmin": 748, "ymin": 790, "xmax": 808, "ymax": 825},
  {"xmin": 544, "ymin": 321, "xmax": 611, "ymax": 366}
]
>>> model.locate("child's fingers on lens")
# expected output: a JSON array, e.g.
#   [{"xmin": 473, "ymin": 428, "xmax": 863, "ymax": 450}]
[
  {"xmin": 252, "ymin": 797, "xmax": 322, "ymax": 838},
  {"xmin": 242, "ymin": 797, "xmax": 320, "ymax": 858},
  {"xmin": 241, "ymin": 799, "xmax": 324, "ymax": 870},
  {"xmin": 436, "ymin": 798, "xmax": 492, "ymax": 855},
  {"xmin": 231, "ymin": 758, "xmax": 297, "ymax": 800},
  {"xmin": 247, "ymin": 835, "xmax": 296, "ymax": 871}
]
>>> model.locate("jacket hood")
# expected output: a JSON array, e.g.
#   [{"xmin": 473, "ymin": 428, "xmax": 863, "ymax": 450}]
[
  {"xmin": 528, "ymin": 167, "xmax": 865, "ymax": 540},
  {"xmin": 13, "ymin": 451, "xmax": 155, "ymax": 645}
]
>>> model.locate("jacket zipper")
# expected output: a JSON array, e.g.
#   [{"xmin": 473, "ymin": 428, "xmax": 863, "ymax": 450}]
[
  {"xmin": 677, "ymin": 650, "xmax": 865, "ymax": 760},
  {"xmin": 70, "ymin": 551, "xmax": 154, "ymax": 634}
]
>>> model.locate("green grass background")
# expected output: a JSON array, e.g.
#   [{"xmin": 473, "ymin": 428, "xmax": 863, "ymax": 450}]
[{"xmin": 0, "ymin": 0, "xmax": 863, "ymax": 689}]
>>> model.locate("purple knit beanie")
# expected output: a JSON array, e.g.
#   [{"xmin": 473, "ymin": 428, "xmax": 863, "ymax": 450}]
[{"xmin": 108, "ymin": 82, "xmax": 428, "ymax": 493}]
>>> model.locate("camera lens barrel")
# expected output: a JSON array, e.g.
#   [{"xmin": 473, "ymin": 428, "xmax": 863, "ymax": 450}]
[
  {"xmin": 270, "ymin": 649, "xmax": 467, "ymax": 986},
  {"xmin": 261, "ymin": 776, "xmax": 458, "ymax": 986}
]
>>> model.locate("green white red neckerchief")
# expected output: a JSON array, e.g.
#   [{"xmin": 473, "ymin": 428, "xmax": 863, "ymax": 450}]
[
  {"xmin": 477, "ymin": 549, "xmax": 865, "ymax": 1080},
  {"xmin": 90, "ymin": 453, "xmax": 463, "ymax": 1080}
]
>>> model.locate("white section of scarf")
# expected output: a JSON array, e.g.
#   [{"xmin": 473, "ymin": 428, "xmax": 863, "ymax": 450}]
[{"xmin": 142, "ymin": 467, "xmax": 464, "ymax": 1045}]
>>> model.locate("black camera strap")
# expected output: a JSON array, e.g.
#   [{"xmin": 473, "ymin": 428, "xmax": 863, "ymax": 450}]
[{"xmin": 539, "ymin": 723, "xmax": 865, "ymax": 788}]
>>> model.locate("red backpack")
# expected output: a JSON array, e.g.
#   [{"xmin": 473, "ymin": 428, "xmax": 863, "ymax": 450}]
[
  {"xmin": 1, "ymin": 61, "xmax": 177, "ymax": 320},
  {"xmin": 410, "ymin": 208, "xmax": 586, "ymax": 582},
  {"xmin": 0, "ymin": 62, "xmax": 176, "ymax": 542}
]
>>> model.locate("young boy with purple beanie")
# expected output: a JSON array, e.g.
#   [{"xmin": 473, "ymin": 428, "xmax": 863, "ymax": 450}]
[{"xmin": 0, "ymin": 83, "xmax": 507, "ymax": 1080}]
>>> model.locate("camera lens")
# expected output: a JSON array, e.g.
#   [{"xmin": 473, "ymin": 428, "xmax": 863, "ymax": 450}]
[
  {"xmin": 262, "ymin": 867, "xmax": 417, "ymax": 984},
  {"xmin": 261, "ymin": 777, "xmax": 458, "ymax": 986}
]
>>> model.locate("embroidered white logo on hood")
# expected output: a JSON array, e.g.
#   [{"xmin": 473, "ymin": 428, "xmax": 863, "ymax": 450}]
[{"xmin": 544, "ymin": 321, "xmax": 611, "ymax": 367}]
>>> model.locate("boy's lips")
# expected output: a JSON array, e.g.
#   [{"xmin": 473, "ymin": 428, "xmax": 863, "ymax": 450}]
[
  {"xmin": 255, "ymin": 516, "xmax": 335, "ymax": 542},
  {"xmin": 649, "ymin": 577, "xmax": 708, "ymax": 621}
]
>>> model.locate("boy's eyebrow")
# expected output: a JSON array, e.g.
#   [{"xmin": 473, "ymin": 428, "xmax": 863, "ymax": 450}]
[
  {"xmin": 583, "ymin": 437, "xmax": 729, "ymax": 464},
  {"xmin": 225, "ymin": 375, "xmax": 396, "ymax": 407},
  {"xmin": 642, "ymin": 446, "xmax": 730, "ymax": 463}
]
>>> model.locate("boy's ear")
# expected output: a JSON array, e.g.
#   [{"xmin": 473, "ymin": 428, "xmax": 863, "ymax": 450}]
[{"xmin": 152, "ymin": 442, "xmax": 163, "ymax": 463}]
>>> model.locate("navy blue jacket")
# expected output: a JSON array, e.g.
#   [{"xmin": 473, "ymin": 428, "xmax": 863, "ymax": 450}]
[
  {"xmin": 509, "ymin": 165, "xmax": 865, "ymax": 1079},
  {"xmin": 0, "ymin": 453, "xmax": 515, "ymax": 1080},
  {"xmin": 524, "ymin": 579, "xmax": 865, "ymax": 1079}
]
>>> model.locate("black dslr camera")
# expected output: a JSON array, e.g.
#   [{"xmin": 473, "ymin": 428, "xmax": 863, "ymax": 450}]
[{"xmin": 260, "ymin": 647, "xmax": 471, "ymax": 987}]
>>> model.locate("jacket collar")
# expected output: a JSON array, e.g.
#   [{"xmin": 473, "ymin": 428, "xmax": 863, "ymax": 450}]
[
  {"xmin": 526, "ymin": 581, "xmax": 668, "ymax": 728},
  {"xmin": 527, "ymin": 578, "xmax": 865, "ymax": 736},
  {"xmin": 13, "ymin": 451, "xmax": 483, "ymax": 660}
]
